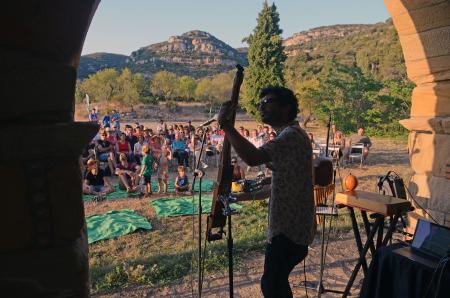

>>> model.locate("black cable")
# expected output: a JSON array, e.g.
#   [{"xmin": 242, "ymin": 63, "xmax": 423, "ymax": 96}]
[
  {"xmin": 388, "ymin": 171, "xmax": 438, "ymax": 224},
  {"xmin": 303, "ymin": 258, "xmax": 308, "ymax": 298}
]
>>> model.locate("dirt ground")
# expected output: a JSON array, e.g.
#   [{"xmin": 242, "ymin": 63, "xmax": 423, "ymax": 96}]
[{"xmin": 86, "ymin": 120, "xmax": 411, "ymax": 298}]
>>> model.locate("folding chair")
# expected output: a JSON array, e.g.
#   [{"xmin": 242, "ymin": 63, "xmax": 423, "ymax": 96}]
[
  {"xmin": 349, "ymin": 143, "xmax": 364, "ymax": 167},
  {"xmin": 314, "ymin": 183, "xmax": 335, "ymax": 224}
]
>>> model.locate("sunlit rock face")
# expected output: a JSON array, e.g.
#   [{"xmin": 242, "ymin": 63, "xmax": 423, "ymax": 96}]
[
  {"xmin": 386, "ymin": 0, "xmax": 450, "ymax": 231},
  {"xmin": 126, "ymin": 30, "xmax": 247, "ymax": 78}
]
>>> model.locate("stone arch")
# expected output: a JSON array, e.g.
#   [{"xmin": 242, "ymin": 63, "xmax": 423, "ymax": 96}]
[
  {"xmin": 0, "ymin": 0, "xmax": 448, "ymax": 296},
  {"xmin": 385, "ymin": 0, "xmax": 450, "ymax": 231}
]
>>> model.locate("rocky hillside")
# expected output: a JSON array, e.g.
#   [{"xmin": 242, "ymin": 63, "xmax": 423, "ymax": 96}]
[
  {"xmin": 129, "ymin": 30, "xmax": 247, "ymax": 77},
  {"xmin": 78, "ymin": 22, "xmax": 401, "ymax": 80},
  {"xmin": 78, "ymin": 30, "xmax": 247, "ymax": 79},
  {"xmin": 282, "ymin": 24, "xmax": 373, "ymax": 56}
]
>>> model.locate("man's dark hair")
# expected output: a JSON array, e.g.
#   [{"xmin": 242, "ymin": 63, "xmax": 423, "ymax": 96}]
[{"xmin": 260, "ymin": 86, "xmax": 298, "ymax": 121}]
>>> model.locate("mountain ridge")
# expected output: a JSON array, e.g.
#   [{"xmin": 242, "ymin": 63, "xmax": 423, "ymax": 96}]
[{"xmin": 78, "ymin": 22, "xmax": 392, "ymax": 79}]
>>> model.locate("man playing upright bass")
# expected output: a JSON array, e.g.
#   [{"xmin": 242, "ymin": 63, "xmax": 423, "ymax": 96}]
[{"xmin": 217, "ymin": 86, "xmax": 316, "ymax": 298}]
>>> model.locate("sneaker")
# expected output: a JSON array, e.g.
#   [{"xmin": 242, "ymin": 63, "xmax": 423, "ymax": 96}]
[{"xmin": 202, "ymin": 162, "xmax": 209, "ymax": 169}]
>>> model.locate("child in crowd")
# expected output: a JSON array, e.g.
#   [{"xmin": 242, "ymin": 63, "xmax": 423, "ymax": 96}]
[
  {"xmin": 174, "ymin": 165, "xmax": 190, "ymax": 194},
  {"xmin": 156, "ymin": 145, "xmax": 172, "ymax": 194},
  {"xmin": 83, "ymin": 159, "xmax": 114, "ymax": 199},
  {"xmin": 139, "ymin": 145, "xmax": 155, "ymax": 198}
]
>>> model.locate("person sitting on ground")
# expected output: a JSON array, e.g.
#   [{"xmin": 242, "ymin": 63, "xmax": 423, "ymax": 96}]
[
  {"xmin": 133, "ymin": 135, "xmax": 147, "ymax": 164},
  {"xmin": 139, "ymin": 145, "xmax": 155, "ymax": 198},
  {"xmin": 156, "ymin": 145, "xmax": 172, "ymax": 194},
  {"xmin": 349, "ymin": 127, "xmax": 372, "ymax": 160},
  {"xmin": 125, "ymin": 125, "xmax": 138, "ymax": 151},
  {"xmin": 174, "ymin": 165, "xmax": 190, "ymax": 194},
  {"xmin": 231, "ymin": 157, "xmax": 245, "ymax": 181},
  {"xmin": 105, "ymin": 127, "xmax": 117, "ymax": 146},
  {"xmin": 171, "ymin": 132, "xmax": 189, "ymax": 168},
  {"xmin": 115, "ymin": 133, "xmax": 133, "ymax": 162},
  {"xmin": 115, "ymin": 153, "xmax": 140, "ymax": 193},
  {"xmin": 96, "ymin": 130, "xmax": 115, "ymax": 174},
  {"xmin": 134, "ymin": 125, "xmax": 144, "ymax": 138},
  {"xmin": 83, "ymin": 159, "xmax": 114, "ymax": 197},
  {"xmin": 80, "ymin": 139, "xmax": 96, "ymax": 175}
]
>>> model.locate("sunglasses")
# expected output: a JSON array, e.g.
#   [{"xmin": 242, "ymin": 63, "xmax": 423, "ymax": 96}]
[
  {"xmin": 231, "ymin": 160, "xmax": 237, "ymax": 163},
  {"xmin": 260, "ymin": 97, "xmax": 277, "ymax": 106}
]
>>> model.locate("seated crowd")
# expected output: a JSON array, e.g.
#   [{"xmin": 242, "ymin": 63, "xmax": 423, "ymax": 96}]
[{"xmin": 82, "ymin": 110, "xmax": 371, "ymax": 198}]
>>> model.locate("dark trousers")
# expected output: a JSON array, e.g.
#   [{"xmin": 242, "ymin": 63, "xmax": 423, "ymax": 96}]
[
  {"xmin": 173, "ymin": 150, "xmax": 189, "ymax": 167},
  {"xmin": 261, "ymin": 234, "xmax": 308, "ymax": 298}
]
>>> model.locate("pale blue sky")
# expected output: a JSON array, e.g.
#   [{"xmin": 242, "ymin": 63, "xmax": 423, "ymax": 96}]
[{"xmin": 82, "ymin": 0, "xmax": 390, "ymax": 55}]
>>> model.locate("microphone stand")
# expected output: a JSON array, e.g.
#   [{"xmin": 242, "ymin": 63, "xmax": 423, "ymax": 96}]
[
  {"xmin": 301, "ymin": 112, "xmax": 345, "ymax": 297},
  {"xmin": 190, "ymin": 128, "xmax": 209, "ymax": 297}
]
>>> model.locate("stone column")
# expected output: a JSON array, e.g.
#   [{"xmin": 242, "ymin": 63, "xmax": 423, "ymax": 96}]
[
  {"xmin": 385, "ymin": 0, "xmax": 450, "ymax": 230},
  {"xmin": 0, "ymin": 1, "xmax": 100, "ymax": 297}
]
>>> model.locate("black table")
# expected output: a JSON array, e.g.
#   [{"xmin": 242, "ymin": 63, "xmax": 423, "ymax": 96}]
[{"xmin": 360, "ymin": 243, "xmax": 450, "ymax": 298}]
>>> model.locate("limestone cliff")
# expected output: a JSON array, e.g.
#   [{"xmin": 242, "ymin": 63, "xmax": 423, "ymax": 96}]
[{"xmin": 128, "ymin": 30, "xmax": 247, "ymax": 78}]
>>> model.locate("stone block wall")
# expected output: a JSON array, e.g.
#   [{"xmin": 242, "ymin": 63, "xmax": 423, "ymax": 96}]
[
  {"xmin": 0, "ymin": 1, "xmax": 100, "ymax": 297},
  {"xmin": 385, "ymin": 0, "xmax": 450, "ymax": 230}
]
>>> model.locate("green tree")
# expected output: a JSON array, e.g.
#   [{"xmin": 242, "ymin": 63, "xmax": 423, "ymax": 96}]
[
  {"xmin": 150, "ymin": 71, "xmax": 178, "ymax": 99},
  {"xmin": 243, "ymin": 1, "xmax": 286, "ymax": 120},
  {"xmin": 79, "ymin": 68, "xmax": 119, "ymax": 102},
  {"xmin": 195, "ymin": 72, "xmax": 234, "ymax": 116},
  {"xmin": 195, "ymin": 77, "xmax": 212, "ymax": 102},
  {"xmin": 116, "ymin": 68, "xmax": 140, "ymax": 107},
  {"xmin": 313, "ymin": 61, "xmax": 384, "ymax": 132},
  {"xmin": 176, "ymin": 75, "xmax": 197, "ymax": 100},
  {"xmin": 293, "ymin": 78, "xmax": 321, "ymax": 128}
]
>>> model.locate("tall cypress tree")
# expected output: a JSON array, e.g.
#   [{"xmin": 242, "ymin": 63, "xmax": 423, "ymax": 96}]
[{"xmin": 243, "ymin": 1, "xmax": 286, "ymax": 120}]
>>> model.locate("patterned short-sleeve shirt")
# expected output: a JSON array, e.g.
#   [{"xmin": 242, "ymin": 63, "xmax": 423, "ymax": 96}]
[{"xmin": 260, "ymin": 122, "xmax": 316, "ymax": 246}]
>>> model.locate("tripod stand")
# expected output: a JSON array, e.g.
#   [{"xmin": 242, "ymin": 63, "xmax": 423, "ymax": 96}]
[
  {"xmin": 301, "ymin": 115, "xmax": 346, "ymax": 297},
  {"xmin": 190, "ymin": 128, "xmax": 210, "ymax": 298}
]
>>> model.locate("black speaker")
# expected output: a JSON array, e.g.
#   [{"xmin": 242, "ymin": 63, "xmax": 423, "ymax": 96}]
[
  {"xmin": 313, "ymin": 157, "xmax": 333, "ymax": 187},
  {"xmin": 377, "ymin": 171, "xmax": 407, "ymax": 199}
]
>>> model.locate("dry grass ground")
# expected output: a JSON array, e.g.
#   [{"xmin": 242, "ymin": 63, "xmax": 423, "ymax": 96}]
[{"xmin": 85, "ymin": 120, "xmax": 411, "ymax": 298}]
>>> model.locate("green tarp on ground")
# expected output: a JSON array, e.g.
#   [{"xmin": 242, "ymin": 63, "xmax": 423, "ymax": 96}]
[
  {"xmin": 86, "ymin": 209, "xmax": 152, "ymax": 244},
  {"xmin": 83, "ymin": 179, "xmax": 216, "ymax": 202},
  {"xmin": 149, "ymin": 195, "xmax": 242, "ymax": 218}
]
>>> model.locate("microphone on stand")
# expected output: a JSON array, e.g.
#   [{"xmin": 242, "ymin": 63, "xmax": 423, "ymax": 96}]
[{"xmin": 199, "ymin": 114, "xmax": 218, "ymax": 127}]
